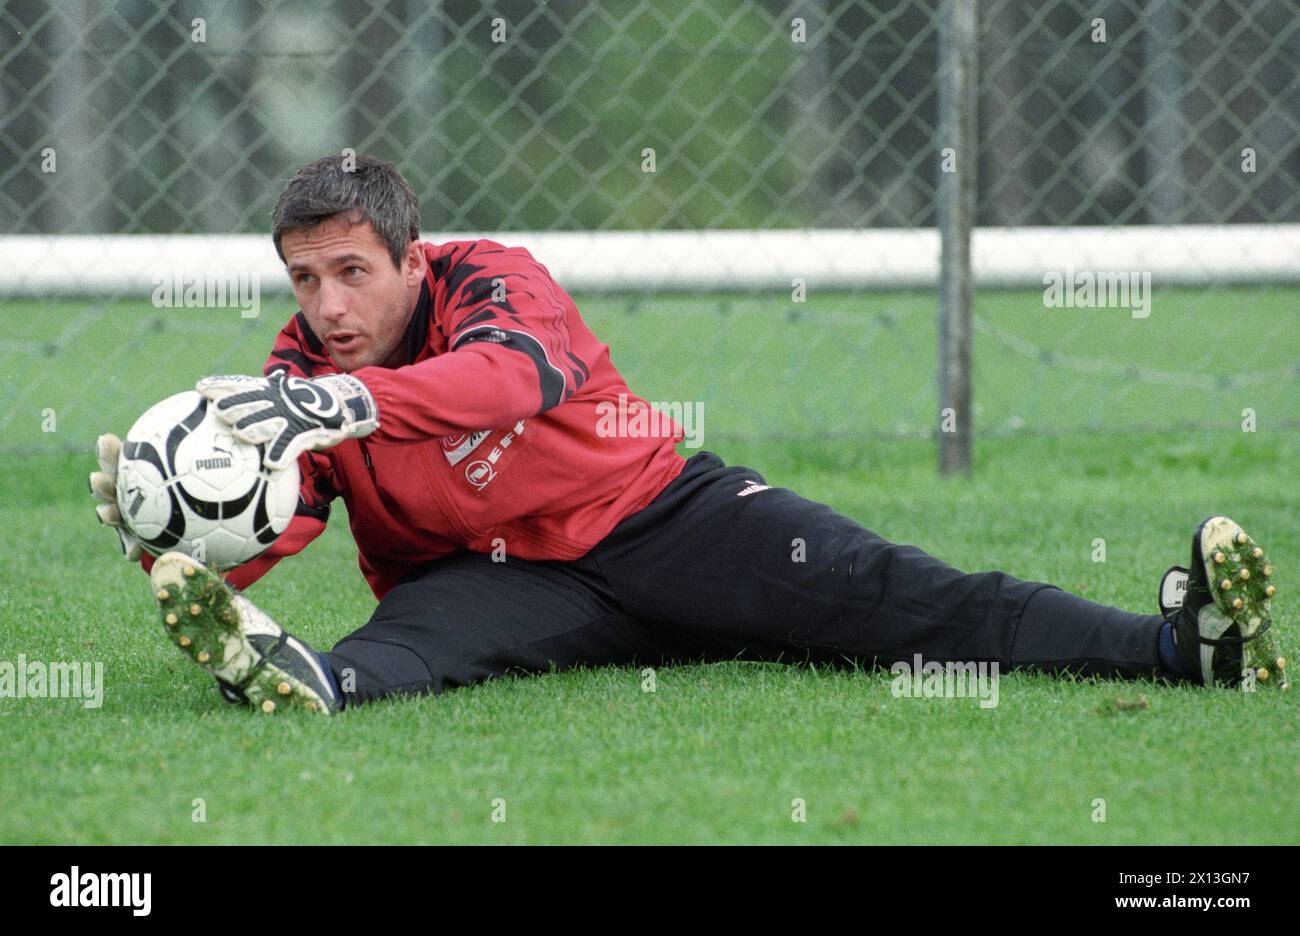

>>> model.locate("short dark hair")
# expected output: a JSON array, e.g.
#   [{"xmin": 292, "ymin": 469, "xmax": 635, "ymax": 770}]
[{"xmin": 271, "ymin": 153, "xmax": 421, "ymax": 268}]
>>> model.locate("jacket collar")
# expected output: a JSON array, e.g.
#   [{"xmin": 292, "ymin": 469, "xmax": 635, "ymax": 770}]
[{"xmin": 400, "ymin": 278, "xmax": 433, "ymax": 365}]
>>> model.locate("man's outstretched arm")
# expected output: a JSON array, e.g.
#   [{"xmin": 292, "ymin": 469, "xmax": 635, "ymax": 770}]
[
  {"xmin": 355, "ymin": 241, "xmax": 586, "ymax": 441},
  {"xmin": 197, "ymin": 242, "xmax": 589, "ymax": 458}
]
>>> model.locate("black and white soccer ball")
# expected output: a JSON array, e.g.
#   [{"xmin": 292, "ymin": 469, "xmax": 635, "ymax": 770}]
[{"xmin": 116, "ymin": 391, "xmax": 300, "ymax": 570}]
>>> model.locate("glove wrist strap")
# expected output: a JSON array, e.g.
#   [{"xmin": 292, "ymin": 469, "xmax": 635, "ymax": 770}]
[{"xmin": 314, "ymin": 374, "xmax": 379, "ymax": 434}]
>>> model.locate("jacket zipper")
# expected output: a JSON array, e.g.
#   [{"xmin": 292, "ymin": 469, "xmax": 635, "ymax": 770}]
[{"xmin": 358, "ymin": 438, "xmax": 377, "ymax": 483}]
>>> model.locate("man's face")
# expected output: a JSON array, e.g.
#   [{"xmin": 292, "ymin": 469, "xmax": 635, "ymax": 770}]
[{"xmin": 282, "ymin": 215, "xmax": 425, "ymax": 372}]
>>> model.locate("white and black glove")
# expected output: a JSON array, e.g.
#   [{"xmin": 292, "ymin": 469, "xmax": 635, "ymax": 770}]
[
  {"xmin": 89, "ymin": 433, "xmax": 143, "ymax": 562},
  {"xmin": 196, "ymin": 371, "xmax": 379, "ymax": 470}
]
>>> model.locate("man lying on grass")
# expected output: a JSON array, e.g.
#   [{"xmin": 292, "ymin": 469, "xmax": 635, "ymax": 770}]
[{"xmin": 89, "ymin": 154, "xmax": 1288, "ymax": 714}]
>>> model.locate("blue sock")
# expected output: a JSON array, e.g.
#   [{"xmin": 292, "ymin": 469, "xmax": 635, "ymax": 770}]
[
  {"xmin": 1158, "ymin": 619, "xmax": 1191, "ymax": 678},
  {"xmin": 314, "ymin": 650, "xmax": 344, "ymax": 706}
]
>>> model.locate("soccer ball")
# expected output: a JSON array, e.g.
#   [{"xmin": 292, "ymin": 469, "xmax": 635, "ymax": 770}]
[{"xmin": 116, "ymin": 391, "xmax": 300, "ymax": 570}]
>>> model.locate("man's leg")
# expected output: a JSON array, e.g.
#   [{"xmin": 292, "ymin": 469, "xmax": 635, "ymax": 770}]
[
  {"xmin": 324, "ymin": 550, "xmax": 712, "ymax": 705},
  {"xmin": 150, "ymin": 542, "xmax": 755, "ymax": 713},
  {"xmin": 588, "ymin": 452, "xmax": 1167, "ymax": 680}
]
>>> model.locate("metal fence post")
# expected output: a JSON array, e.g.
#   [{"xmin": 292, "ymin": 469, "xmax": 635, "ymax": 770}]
[{"xmin": 937, "ymin": 0, "xmax": 977, "ymax": 475}]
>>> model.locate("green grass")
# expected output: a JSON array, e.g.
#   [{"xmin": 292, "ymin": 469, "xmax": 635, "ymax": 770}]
[
  {"xmin": 0, "ymin": 287, "xmax": 1297, "ymax": 843},
  {"xmin": 3, "ymin": 285, "xmax": 1297, "ymax": 449}
]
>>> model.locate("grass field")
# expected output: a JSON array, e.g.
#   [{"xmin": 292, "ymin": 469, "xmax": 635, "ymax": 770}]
[{"xmin": 1, "ymin": 287, "xmax": 1297, "ymax": 844}]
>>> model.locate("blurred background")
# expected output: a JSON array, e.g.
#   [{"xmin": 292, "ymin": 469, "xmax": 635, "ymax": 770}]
[{"xmin": 1, "ymin": 0, "xmax": 1297, "ymax": 468}]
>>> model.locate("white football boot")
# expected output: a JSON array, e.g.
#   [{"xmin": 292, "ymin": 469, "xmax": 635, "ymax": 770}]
[
  {"xmin": 149, "ymin": 552, "xmax": 340, "ymax": 714},
  {"xmin": 1162, "ymin": 516, "xmax": 1287, "ymax": 689}
]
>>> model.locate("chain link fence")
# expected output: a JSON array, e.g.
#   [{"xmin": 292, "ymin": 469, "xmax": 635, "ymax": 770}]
[{"xmin": 1, "ymin": 0, "xmax": 1297, "ymax": 459}]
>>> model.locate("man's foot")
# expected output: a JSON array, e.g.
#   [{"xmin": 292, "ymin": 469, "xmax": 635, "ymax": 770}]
[
  {"xmin": 1164, "ymin": 516, "xmax": 1288, "ymax": 689},
  {"xmin": 149, "ymin": 551, "xmax": 340, "ymax": 714}
]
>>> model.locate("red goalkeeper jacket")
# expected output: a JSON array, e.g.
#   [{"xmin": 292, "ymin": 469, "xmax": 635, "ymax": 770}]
[{"xmin": 184, "ymin": 239, "xmax": 686, "ymax": 599}]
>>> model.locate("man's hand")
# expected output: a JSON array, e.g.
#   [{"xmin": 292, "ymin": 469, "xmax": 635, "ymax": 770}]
[
  {"xmin": 89, "ymin": 433, "xmax": 144, "ymax": 562},
  {"xmin": 196, "ymin": 371, "xmax": 379, "ymax": 470}
]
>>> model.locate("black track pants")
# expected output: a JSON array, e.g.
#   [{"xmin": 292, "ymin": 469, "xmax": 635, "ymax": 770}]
[{"xmin": 325, "ymin": 451, "xmax": 1165, "ymax": 705}]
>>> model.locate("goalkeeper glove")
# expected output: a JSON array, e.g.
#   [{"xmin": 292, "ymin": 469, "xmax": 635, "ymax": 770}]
[
  {"xmin": 88, "ymin": 433, "xmax": 144, "ymax": 562},
  {"xmin": 196, "ymin": 371, "xmax": 379, "ymax": 470}
]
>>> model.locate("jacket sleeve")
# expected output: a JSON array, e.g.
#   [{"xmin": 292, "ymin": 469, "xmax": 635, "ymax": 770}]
[{"xmin": 354, "ymin": 241, "xmax": 591, "ymax": 442}]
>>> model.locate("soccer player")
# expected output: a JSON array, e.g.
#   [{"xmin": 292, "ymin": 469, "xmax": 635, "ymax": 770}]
[{"xmin": 88, "ymin": 154, "xmax": 1287, "ymax": 714}]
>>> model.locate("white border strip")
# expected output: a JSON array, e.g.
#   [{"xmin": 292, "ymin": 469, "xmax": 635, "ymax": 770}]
[{"xmin": 1, "ymin": 225, "xmax": 1295, "ymax": 295}]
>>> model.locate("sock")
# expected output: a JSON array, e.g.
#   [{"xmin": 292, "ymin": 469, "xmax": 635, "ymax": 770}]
[
  {"xmin": 314, "ymin": 649, "xmax": 344, "ymax": 707},
  {"xmin": 1158, "ymin": 619, "xmax": 1191, "ymax": 678}
]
